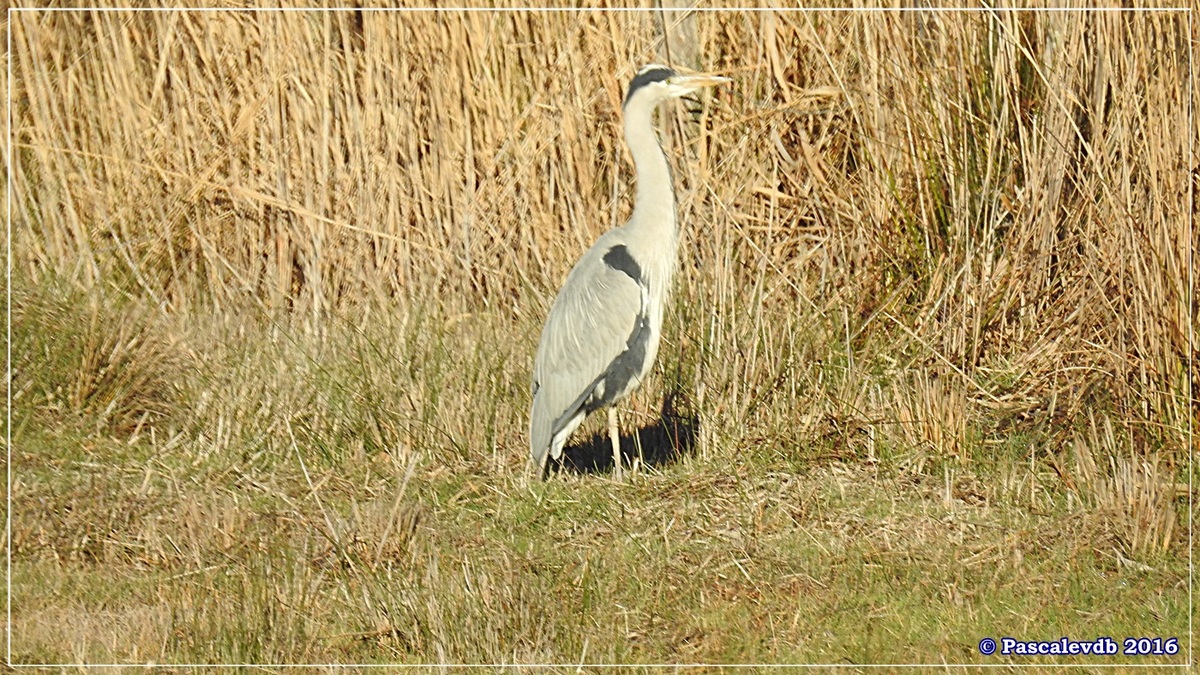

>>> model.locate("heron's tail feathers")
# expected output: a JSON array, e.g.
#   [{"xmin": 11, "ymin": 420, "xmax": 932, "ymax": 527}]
[{"xmin": 529, "ymin": 394, "xmax": 554, "ymax": 479}]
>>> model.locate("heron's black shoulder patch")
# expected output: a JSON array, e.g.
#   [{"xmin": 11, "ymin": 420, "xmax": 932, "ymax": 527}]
[
  {"xmin": 603, "ymin": 245, "xmax": 641, "ymax": 283},
  {"xmin": 624, "ymin": 65, "xmax": 676, "ymax": 106}
]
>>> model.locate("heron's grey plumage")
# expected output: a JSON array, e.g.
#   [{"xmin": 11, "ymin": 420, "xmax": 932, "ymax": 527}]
[{"xmin": 530, "ymin": 64, "xmax": 730, "ymax": 478}]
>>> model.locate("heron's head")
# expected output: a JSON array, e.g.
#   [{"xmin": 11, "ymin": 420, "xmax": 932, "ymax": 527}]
[{"xmin": 622, "ymin": 64, "xmax": 731, "ymax": 110}]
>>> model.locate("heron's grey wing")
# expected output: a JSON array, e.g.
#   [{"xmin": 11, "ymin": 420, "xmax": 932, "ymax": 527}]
[{"xmin": 530, "ymin": 244, "xmax": 648, "ymax": 469}]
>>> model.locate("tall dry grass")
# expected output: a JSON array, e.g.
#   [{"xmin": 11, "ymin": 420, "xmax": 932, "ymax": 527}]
[
  {"xmin": 5, "ymin": 5, "xmax": 1193, "ymax": 662},
  {"xmin": 11, "ymin": 5, "xmax": 1192, "ymax": 541}
]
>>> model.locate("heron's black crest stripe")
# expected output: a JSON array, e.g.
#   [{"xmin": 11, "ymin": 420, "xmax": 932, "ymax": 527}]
[
  {"xmin": 603, "ymin": 245, "xmax": 641, "ymax": 283},
  {"xmin": 624, "ymin": 66, "xmax": 676, "ymax": 106}
]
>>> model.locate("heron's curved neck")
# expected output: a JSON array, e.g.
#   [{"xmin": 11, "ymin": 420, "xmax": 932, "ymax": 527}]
[{"xmin": 623, "ymin": 103, "xmax": 676, "ymax": 238}]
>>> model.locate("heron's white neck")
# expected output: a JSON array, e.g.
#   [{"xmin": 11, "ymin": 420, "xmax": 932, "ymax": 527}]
[{"xmin": 623, "ymin": 103, "xmax": 677, "ymax": 241}]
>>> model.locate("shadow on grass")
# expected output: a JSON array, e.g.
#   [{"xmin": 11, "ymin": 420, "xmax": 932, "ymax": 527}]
[{"xmin": 550, "ymin": 392, "xmax": 699, "ymax": 477}]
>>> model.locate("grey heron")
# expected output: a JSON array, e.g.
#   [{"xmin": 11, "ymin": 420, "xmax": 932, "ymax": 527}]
[{"xmin": 529, "ymin": 64, "xmax": 730, "ymax": 480}]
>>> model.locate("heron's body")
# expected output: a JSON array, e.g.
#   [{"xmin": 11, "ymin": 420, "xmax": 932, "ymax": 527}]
[{"xmin": 529, "ymin": 65, "xmax": 728, "ymax": 479}]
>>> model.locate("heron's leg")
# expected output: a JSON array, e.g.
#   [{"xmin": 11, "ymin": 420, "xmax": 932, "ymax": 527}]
[{"xmin": 608, "ymin": 407, "xmax": 622, "ymax": 480}]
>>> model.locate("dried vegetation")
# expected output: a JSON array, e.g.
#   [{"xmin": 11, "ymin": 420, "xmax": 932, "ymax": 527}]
[{"xmin": 6, "ymin": 5, "xmax": 1193, "ymax": 665}]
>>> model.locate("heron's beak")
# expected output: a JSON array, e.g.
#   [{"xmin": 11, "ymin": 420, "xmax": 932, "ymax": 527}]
[{"xmin": 667, "ymin": 72, "xmax": 733, "ymax": 96}]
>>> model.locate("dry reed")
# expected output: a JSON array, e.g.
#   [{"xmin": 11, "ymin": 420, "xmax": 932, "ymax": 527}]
[{"xmin": 11, "ymin": 0, "xmax": 1191, "ymax": 569}]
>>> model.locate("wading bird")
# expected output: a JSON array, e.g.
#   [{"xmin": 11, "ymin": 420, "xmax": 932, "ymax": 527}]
[{"xmin": 529, "ymin": 64, "xmax": 730, "ymax": 480}]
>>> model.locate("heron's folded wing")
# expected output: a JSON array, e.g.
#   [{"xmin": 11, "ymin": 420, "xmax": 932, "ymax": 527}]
[{"xmin": 531, "ymin": 254, "xmax": 645, "ymax": 442}]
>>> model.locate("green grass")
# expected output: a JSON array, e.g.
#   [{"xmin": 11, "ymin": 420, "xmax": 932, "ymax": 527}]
[{"xmin": 8, "ymin": 284, "xmax": 1190, "ymax": 666}]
